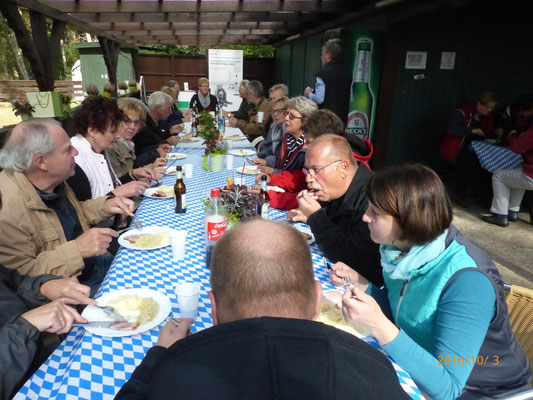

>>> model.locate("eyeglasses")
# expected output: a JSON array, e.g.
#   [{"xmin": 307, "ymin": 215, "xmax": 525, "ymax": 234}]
[
  {"xmin": 272, "ymin": 108, "xmax": 287, "ymax": 115},
  {"xmin": 123, "ymin": 116, "xmax": 145, "ymax": 127},
  {"xmin": 303, "ymin": 160, "xmax": 342, "ymax": 177},
  {"xmin": 285, "ymin": 111, "xmax": 303, "ymax": 120}
]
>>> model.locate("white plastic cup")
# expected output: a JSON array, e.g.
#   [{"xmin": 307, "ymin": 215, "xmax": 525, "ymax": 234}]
[
  {"xmin": 225, "ymin": 154, "xmax": 234, "ymax": 170},
  {"xmin": 176, "ymin": 281, "xmax": 200, "ymax": 320},
  {"xmin": 171, "ymin": 230, "xmax": 187, "ymax": 261},
  {"xmin": 184, "ymin": 82, "xmax": 189, "ymax": 91},
  {"xmin": 257, "ymin": 111, "xmax": 264, "ymax": 123},
  {"xmin": 183, "ymin": 163, "xmax": 193, "ymax": 178}
]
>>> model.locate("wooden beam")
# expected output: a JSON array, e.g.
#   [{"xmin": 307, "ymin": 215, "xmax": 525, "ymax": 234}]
[{"xmin": 98, "ymin": 36, "xmax": 120, "ymax": 95}]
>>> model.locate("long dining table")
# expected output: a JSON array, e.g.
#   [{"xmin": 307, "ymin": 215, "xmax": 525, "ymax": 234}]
[{"xmin": 15, "ymin": 139, "xmax": 424, "ymax": 400}]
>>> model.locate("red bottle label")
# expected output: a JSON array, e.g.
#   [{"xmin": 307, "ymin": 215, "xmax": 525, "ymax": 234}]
[{"xmin": 207, "ymin": 221, "xmax": 227, "ymax": 241}]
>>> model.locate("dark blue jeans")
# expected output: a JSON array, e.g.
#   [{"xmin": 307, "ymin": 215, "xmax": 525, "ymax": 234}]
[{"xmin": 78, "ymin": 254, "xmax": 114, "ymax": 297}]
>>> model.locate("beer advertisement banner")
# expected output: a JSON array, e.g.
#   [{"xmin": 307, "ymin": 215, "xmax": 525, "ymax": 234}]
[
  {"xmin": 208, "ymin": 49, "xmax": 243, "ymax": 110},
  {"xmin": 344, "ymin": 30, "xmax": 383, "ymax": 142}
]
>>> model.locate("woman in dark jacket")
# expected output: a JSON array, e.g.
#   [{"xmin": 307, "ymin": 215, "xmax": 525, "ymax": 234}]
[{"xmin": 189, "ymin": 77, "xmax": 218, "ymax": 112}]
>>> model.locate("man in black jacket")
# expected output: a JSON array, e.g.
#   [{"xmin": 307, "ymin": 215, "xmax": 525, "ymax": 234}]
[
  {"xmin": 289, "ymin": 134, "xmax": 382, "ymax": 286},
  {"xmin": 115, "ymin": 220, "xmax": 410, "ymax": 400},
  {"xmin": 305, "ymin": 40, "xmax": 352, "ymax": 126}
]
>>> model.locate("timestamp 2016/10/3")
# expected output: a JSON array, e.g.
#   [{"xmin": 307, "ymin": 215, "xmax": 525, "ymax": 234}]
[{"xmin": 437, "ymin": 355, "xmax": 499, "ymax": 366}]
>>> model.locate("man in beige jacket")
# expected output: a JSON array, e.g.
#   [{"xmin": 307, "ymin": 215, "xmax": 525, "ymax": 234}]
[
  {"xmin": 0, "ymin": 119, "xmax": 134, "ymax": 292},
  {"xmin": 228, "ymin": 80, "xmax": 272, "ymax": 139}
]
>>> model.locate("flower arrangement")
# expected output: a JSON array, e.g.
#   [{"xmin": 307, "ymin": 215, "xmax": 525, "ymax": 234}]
[
  {"xmin": 102, "ymin": 82, "xmax": 115, "ymax": 98},
  {"xmin": 196, "ymin": 111, "xmax": 227, "ymax": 155},
  {"xmin": 85, "ymin": 84, "xmax": 100, "ymax": 97},
  {"xmin": 11, "ymin": 98, "xmax": 35, "ymax": 117},
  {"xmin": 118, "ymin": 81, "xmax": 128, "ymax": 90},
  {"xmin": 128, "ymin": 81, "xmax": 138, "ymax": 93},
  {"xmin": 60, "ymin": 93, "xmax": 73, "ymax": 119}
]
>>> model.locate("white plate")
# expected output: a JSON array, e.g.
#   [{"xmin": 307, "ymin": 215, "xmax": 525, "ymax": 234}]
[
  {"xmin": 294, "ymin": 224, "xmax": 315, "ymax": 244},
  {"xmin": 118, "ymin": 226, "xmax": 175, "ymax": 250},
  {"xmin": 318, "ymin": 290, "xmax": 370, "ymax": 339},
  {"xmin": 166, "ymin": 153, "xmax": 188, "ymax": 160},
  {"xmin": 180, "ymin": 136, "xmax": 201, "ymax": 142},
  {"xmin": 165, "ymin": 166, "xmax": 177, "ymax": 175},
  {"xmin": 143, "ymin": 186, "xmax": 175, "ymax": 199},
  {"xmin": 234, "ymin": 165, "xmax": 260, "ymax": 175},
  {"xmin": 223, "ymin": 134, "xmax": 246, "ymax": 141},
  {"xmin": 81, "ymin": 288, "xmax": 171, "ymax": 337},
  {"xmin": 228, "ymin": 149, "xmax": 256, "ymax": 156}
]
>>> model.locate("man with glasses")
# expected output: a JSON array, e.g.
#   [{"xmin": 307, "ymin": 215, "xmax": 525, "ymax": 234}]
[
  {"xmin": 229, "ymin": 80, "xmax": 271, "ymax": 139},
  {"xmin": 289, "ymin": 134, "xmax": 383, "ymax": 286}
]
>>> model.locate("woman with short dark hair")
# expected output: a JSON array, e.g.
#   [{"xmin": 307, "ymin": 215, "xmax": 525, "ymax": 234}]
[{"xmin": 330, "ymin": 164, "xmax": 530, "ymax": 399}]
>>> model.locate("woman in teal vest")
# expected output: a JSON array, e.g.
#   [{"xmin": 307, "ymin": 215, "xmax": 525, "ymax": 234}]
[{"xmin": 330, "ymin": 164, "xmax": 530, "ymax": 399}]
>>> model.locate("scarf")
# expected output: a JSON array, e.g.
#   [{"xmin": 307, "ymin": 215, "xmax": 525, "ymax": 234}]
[
  {"xmin": 379, "ymin": 229, "xmax": 448, "ymax": 280},
  {"xmin": 198, "ymin": 92, "xmax": 211, "ymax": 109}
]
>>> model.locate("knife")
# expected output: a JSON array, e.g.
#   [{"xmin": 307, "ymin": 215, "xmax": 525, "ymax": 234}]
[{"xmin": 73, "ymin": 320, "xmax": 137, "ymax": 330}]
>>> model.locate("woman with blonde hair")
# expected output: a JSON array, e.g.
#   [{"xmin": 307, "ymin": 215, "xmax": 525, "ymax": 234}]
[{"xmin": 189, "ymin": 77, "xmax": 218, "ymax": 112}]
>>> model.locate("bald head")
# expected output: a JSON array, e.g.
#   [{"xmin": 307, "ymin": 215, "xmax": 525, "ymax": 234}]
[
  {"xmin": 210, "ymin": 220, "xmax": 317, "ymax": 323},
  {"xmin": 307, "ymin": 134, "xmax": 356, "ymax": 166}
]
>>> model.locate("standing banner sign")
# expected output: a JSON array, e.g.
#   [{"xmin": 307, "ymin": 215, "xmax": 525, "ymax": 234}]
[
  {"xmin": 344, "ymin": 30, "xmax": 382, "ymax": 142},
  {"xmin": 208, "ymin": 49, "xmax": 243, "ymax": 111},
  {"xmin": 26, "ymin": 91, "xmax": 64, "ymax": 118}
]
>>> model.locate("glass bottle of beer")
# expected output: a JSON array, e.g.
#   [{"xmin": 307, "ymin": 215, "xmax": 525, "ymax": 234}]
[
  {"xmin": 259, "ymin": 175, "xmax": 270, "ymax": 219},
  {"xmin": 346, "ymin": 39, "xmax": 373, "ymax": 140},
  {"xmin": 174, "ymin": 166, "xmax": 187, "ymax": 213}
]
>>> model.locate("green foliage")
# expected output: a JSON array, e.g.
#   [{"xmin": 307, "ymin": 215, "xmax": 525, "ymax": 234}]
[{"xmin": 140, "ymin": 44, "xmax": 274, "ymax": 58}]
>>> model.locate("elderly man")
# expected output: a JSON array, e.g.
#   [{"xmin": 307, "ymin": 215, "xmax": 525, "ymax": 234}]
[
  {"xmin": 223, "ymin": 79, "xmax": 253, "ymax": 121},
  {"xmin": 115, "ymin": 220, "xmax": 410, "ymax": 400},
  {"xmin": 304, "ymin": 40, "xmax": 352, "ymax": 125},
  {"xmin": 229, "ymin": 80, "xmax": 271, "ymax": 139},
  {"xmin": 268, "ymin": 83, "xmax": 289, "ymax": 100},
  {"xmin": 0, "ymin": 119, "xmax": 134, "ymax": 291},
  {"xmin": 133, "ymin": 91, "xmax": 181, "ymax": 155},
  {"xmin": 288, "ymin": 134, "xmax": 382, "ymax": 286}
]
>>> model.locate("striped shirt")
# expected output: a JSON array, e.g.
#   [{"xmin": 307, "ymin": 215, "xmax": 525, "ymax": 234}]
[{"xmin": 283, "ymin": 134, "xmax": 305, "ymax": 169}]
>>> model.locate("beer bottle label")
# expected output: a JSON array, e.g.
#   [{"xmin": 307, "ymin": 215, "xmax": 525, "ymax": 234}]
[
  {"xmin": 261, "ymin": 203, "xmax": 270, "ymax": 220},
  {"xmin": 181, "ymin": 194, "xmax": 187, "ymax": 209},
  {"xmin": 346, "ymin": 110, "xmax": 369, "ymax": 139},
  {"xmin": 207, "ymin": 220, "xmax": 227, "ymax": 241}
]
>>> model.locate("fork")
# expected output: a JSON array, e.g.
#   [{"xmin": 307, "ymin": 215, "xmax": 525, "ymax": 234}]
[
  {"xmin": 132, "ymin": 220, "xmax": 143, "ymax": 232},
  {"xmin": 342, "ymin": 276, "xmax": 354, "ymax": 288},
  {"xmin": 93, "ymin": 305, "xmax": 125, "ymax": 321}
]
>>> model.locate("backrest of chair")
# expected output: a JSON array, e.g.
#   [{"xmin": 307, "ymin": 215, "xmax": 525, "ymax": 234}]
[
  {"xmin": 505, "ymin": 284, "xmax": 533, "ymax": 384},
  {"xmin": 251, "ymin": 136, "xmax": 264, "ymax": 152}
]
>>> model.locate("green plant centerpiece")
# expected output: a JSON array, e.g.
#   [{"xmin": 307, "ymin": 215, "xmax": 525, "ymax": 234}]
[
  {"xmin": 60, "ymin": 93, "xmax": 73, "ymax": 119},
  {"xmin": 196, "ymin": 111, "xmax": 226, "ymax": 155},
  {"xmin": 11, "ymin": 97, "xmax": 35, "ymax": 120}
]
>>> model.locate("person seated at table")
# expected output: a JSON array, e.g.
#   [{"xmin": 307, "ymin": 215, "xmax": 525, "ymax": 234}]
[
  {"xmin": 335, "ymin": 164, "xmax": 531, "ymax": 400},
  {"xmin": 115, "ymin": 220, "xmax": 411, "ymax": 400},
  {"xmin": 133, "ymin": 91, "xmax": 181, "ymax": 156},
  {"xmin": 441, "ymin": 91, "xmax": 498, "ymax": 208},
  {"xmin": 253, "ymin": 96, "xmax": 317, "ymax": 175},
  {"xmin": 222, "ymin": 79, "xmax": 253, "ymax": 120},
  {"xmin": 68, "ymin": 96, "xmax": 154, "ymax": 202},
  {"xmin": 482, "ymin": 123, "xmax": 533, "ymax": 227},
  {"xmin": 108, "ymin": 97, "xmax": 167, "ymax": 180},
  {"xmin": 286, "ymin": 134, "xmax": 381, "ymax": 286},
  {"xmin": 494, "ymin": 93, "xmax": 533, "ymax": 144},
  {"xmin": 255, "ymin": 96, "xmax": 288, "ymax": 160},
  {"xmin": 0, "ymin": 119, "xmax": 135, "ymax": 291},
  {"xmin": 229, "ymin": 80, "xmax": 272, "ymax": 139},
  {"xmin": 158, "ymin": 86, "xmax": 184, "ymax": 132},
  {"xmin": 259, "ymin": 83, "xmax": 290, "ymax": 135},
  {"xmin": 253, "ymin": 109, "xmax": 373, "ymax": 210},
  {"xmin": 0, "ymin": 257, "xmax": 94, "ymax": 400},
  {"xmin": 189, "ymin": 77, "xmax": 218, "ymax": 113}
]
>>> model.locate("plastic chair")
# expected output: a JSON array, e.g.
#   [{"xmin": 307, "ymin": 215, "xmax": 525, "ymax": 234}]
[
  {"xmin": 504, "ymin": 283, "xmax": 533, "ymax": 390},
  {"xmin": 499, "ymin": 389, "xmax": 533, "ymax": 400},
  {"xmin": 251, "ymin": 136, "xmax": 264, "ymax": 152}
]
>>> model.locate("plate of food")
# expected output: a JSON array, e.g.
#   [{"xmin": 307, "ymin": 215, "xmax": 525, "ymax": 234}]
[
  {"xmin": 165, "ymin": 166, "xmax": 177, "ymax": 175},
  {"xmin": 228, "ymin": 149, "xmax": 256, "ymax": 156},
  {"xmin": 81, "ymin": 288, "xmax": 171, "ymax": 337},
  {"xmin": 180, "ymin": 135, "xmax": 201, "ymax": 142},
  {"xmin": 235, "ymin": 165, "xmax": 260, "ymax": 175},
  {"xmin": 223, "ymin": 134, "xmax": 246, "ymax": 141},
  {"xmin": 294, "ymin": 224, "xmax": 315, "ymax": 244},
  {"xmin": 316, "ymin": 290, "xmax": 369, "ymax": 338},
  {"xmin": 118, "ymin": 226, "xmax": 174, "ymax": 250},
  {"xmin": 143, "ymin": 185, "xmax": 174, "ymax": 199},
  {"xmin": 166, "ymin": 153, "xmax": 188, "ymax": 160}
]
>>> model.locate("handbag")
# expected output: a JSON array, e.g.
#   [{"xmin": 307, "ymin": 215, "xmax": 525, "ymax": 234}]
[{"xmin": 439, "ymin": 134, "xmax": 465, "ymax": 163}]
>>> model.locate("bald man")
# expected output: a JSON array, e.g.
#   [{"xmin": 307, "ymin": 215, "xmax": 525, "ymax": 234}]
[
  {"xmin": 289, "ymin": 134, "xmax": 382, "ymax": 286},
  {"xmin": 116, "ymin": 220, "xmax": 410, "ymax": 400}
]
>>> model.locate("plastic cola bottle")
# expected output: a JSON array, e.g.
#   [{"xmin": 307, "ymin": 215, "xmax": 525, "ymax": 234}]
[{"xmin": 205, "ymin": 188, "xmax": 228, "ymax": 267}]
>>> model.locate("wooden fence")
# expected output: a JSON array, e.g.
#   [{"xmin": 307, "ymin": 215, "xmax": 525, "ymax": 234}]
[{"xmin": 0, "ymin": 80, "xmax": 83, "ymax": 101}]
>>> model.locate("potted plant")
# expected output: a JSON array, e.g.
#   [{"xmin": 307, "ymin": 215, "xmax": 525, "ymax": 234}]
[
  {"xmin": 197, "ymin": 111, "xmax": 228, "ymax": 172},
  {"xmin": 118, "ymin": 81, "xmax": 128, "ymax": 96},
  {"xmin": 85, "ymin": 84, "xmax": 100, "ymax": 98},
  {"xmin": 102, "ymin": 82, "xmax": 115, "ymax": 98},
  {"xmin": 60, "ymin": 93, "xmax": 73, "ymax": 119},
  {"xmin": 11, "ymin": 97, "xmax": 35, "ymax": 121},
  {"xmin": 128, "ymin": 81, "xmax": 138, "ymax": 94}
]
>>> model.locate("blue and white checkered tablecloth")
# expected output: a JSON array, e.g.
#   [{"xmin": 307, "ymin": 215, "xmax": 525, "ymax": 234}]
[
  {"xmin": 15, "ymin": 148, "xmax": 424, "ymax": 400},
  {"xmin": 470, "ymin": 141, "xmax": 523, "ymax": 173}
]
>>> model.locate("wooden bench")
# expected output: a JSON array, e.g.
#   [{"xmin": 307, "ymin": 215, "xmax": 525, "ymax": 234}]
[{"xmin": 0, "ymin": 80, "xmax": 83, "ymax": 101}]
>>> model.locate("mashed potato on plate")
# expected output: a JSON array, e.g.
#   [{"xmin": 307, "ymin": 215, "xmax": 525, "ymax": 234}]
[
  {"xmin": 317, "ymin": 295, "xmax": 369, "ymax": 337},
  {"xmin": 107, "ymin": 295, "xmax": 159, "ymax": 325}
]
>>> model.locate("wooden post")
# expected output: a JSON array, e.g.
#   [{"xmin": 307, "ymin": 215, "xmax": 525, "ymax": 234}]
[
  {"xmin": 0, "ymin": 0, "xmax": 65, "ymax": 91},
  {"xmin": 98, "ymin": 36, "xmax": 120, "ymax": 97}
]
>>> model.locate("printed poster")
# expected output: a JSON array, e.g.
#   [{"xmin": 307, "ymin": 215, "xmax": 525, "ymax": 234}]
[{"xmin": 208, "ymin": 49, "xmax": 243, "ymax": 110}]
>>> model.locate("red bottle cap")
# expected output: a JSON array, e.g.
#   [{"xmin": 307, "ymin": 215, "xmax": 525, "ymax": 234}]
[{"xmin": 211, "ymin": 188, "xmax": 221, "ymax": 197}]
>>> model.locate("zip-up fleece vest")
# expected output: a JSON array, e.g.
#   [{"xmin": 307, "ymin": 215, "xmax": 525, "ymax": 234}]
[{"xmin": 384, "ymin": 225, "xmax": 530, "ymax": 396}]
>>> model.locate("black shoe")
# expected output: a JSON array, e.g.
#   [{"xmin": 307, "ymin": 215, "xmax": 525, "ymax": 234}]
[
  {"xmin": 482, "ymin": 215, "xmax": 509, "ymax": 227},
  {"xmin": 508, "ymin": 213, "xmax": 518, "ymax": 222}
]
